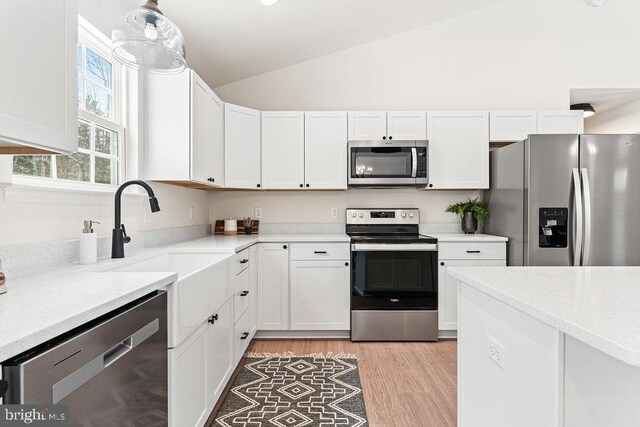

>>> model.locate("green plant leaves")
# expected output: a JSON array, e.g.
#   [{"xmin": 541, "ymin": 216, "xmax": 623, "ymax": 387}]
[{"xmin": 445, "ymin": 197, "xmax": 489, "ymax": 224}]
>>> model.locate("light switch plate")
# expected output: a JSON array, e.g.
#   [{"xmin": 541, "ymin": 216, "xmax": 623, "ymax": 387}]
[{"xmin": 255, "ymin": 207, "xmax": 263, "ymax": 219}]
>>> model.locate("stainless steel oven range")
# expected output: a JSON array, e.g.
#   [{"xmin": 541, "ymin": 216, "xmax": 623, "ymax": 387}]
[{"xmin": 347, "ymin": 208, "xmax": 438, "ymax": 341}]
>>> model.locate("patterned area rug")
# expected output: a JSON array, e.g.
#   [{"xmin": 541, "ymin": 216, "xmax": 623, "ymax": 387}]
[{"xmin": 214, "ymin": 352, "xmax": 368, "ymax": 426}]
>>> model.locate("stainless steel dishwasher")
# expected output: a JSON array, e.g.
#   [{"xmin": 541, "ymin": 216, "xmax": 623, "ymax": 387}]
[{"xmin": 2, "ymin": 291, "xmax": 168, "ymax": 426}]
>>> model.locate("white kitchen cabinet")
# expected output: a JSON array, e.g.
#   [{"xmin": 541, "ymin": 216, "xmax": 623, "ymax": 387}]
[
  {"xmin": 249, "ymin": 245, "xmax": 258, "ymax": 336},
  {"xmin": 257, "ymin": 243, "xmax": 290, "ymax": 329},
  {"xmin": 170, "ymin": 323, "xmax": 208, "ymax": 427},
  {"xmin": 225, "ymin": 104, "xmax": 261, "ymax": 189},
  {"xmin": 234, "ymin": 267, "xmax": 250, "ymax": 324},
  {"xmin": 261, "ymin": 112, "xmax": 305, "ymax": 189},
  {"xmin": 489, "ymin": 110, "xmax": 537, "ymax": 142},
  {"xmin": 438, "ymin": 241, "xmax": 506, "ymax": 332},
  {"xmin": 0, "ymin": 0, "xmax": 78, "ymax": 154},
  {"xmin": 348, "ymin": 111, "xmax": 387, "ymax": 140},
  {"xmin": 290, "ymin": 260, "xmax": 350, "ymax": 330},
  {"xmin": 304, "ymin": 111, "xmax": 348, "ymax": 189},
  {"xmin": 427, "ymin": 111, "xmax": 490, "ymax": 189},
  {"xmin": 387, "ymin": 111, "xmax": 427, "ymax": 140},
  {"xmin": 348, "ymin": 111, "xmax": 426, "ymax": 141},
  {"xmin": 234, "ymin": 310, "xmax": 252, "ymax": 363},
  {"xmin": 206, "ymin": 298, "xmax": 233, "ymax": 410},
  {"xmin": 537, "ymin": 110, "xmax": 584, "ymax": 134},
  {"xmin": 146, "ymin": 69, "xmax": 224, "ymax": 187}
]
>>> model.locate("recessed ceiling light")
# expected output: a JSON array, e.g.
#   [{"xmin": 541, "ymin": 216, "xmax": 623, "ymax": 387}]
[
  {"xmin": 571, "ymin": 103, "xmax": 596, "ymax": 118},
  {"xmin": 260, "ymin": 0, "xmax": 281, "ymax": 6}
]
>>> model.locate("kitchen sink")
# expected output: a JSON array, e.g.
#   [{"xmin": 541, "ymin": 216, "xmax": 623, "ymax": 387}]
[{"xmin": 105, "ymin": 252, "xmax": 233, "ymax": 347}]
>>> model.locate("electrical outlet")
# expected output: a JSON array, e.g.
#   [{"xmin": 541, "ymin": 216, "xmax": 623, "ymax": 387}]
[
  {"xmin": 487, "ymin": 334, "xmax": 506, "ymax": 370},
  {"xmin": 189, "ymin": 206, "xmax": 194, "ymax": 221},
  {"xmin": 331, "ymin": 208, "xmax": 339, "ymax": 218},
  {"xmin": 255, "ymin": 207, "xmax": 263, "ymax": 219}
]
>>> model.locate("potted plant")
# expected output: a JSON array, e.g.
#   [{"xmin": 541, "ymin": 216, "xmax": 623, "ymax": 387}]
[
  {"xmin": 445, "ymin": 198, "xmax": 489, "ymax": 234},
  {"xmin": 243, "ymin": 217, "xmax": 253, "ymax": 235}
]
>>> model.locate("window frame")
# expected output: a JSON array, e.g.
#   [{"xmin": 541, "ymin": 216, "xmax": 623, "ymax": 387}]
[{"xmin": 12, "ymin": 16, "xmax": 125, "ymax": 192}]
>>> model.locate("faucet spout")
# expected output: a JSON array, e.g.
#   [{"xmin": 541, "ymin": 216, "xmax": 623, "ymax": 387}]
[{"xmin": 112, "ymin": 180, "xmax": 161, "ymax": 258}]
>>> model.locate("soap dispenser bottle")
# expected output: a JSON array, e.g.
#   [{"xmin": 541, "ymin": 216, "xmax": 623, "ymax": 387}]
[{"xmin": 79, "ymin": 220, "xmax": 100, "ymax": 265}]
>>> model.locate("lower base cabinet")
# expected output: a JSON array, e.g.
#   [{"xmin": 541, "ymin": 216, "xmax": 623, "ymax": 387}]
[
  {"xmin": 234, "ymin": 310, "xmax": 252, "ymax": 363},
  {"xmin": 290, "ymin": 260, "xmax": 350, "ymax": 330},
  {"xmin": 206, "ymin": 298, "xmax": 234, "ymax": 409}
]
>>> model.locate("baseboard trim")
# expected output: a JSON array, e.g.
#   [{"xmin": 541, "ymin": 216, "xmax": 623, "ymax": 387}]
[
  {"xmin": 254, "ymin": 330, "xmax": 351, "ymax": 339},
  {"xmin": 439, "ymin": 330, "xmax": 458, "ymax": 339}
]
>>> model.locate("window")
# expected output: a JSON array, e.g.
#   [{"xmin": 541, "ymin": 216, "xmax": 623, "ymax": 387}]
[{"xmin": 13, "ymin": 18, "xmax": 123, "ymax": 188}]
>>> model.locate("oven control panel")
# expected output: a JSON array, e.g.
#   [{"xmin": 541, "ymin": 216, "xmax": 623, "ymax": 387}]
[{"xmin": 346, "ymin": 208, "xmax": 420, "ymax": 225}]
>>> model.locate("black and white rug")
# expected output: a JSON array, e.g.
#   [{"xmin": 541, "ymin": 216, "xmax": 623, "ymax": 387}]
[{"xmin": 214, "ymin": 352, "xmax": 368, "ymax": 427}]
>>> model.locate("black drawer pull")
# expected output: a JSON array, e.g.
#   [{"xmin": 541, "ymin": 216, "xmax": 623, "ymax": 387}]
[
  {"xmin": 240, "ymin": 259, "xmax": 249, "ymax": 264},
  {"xmin": 240, "ymin": 332, "xmax": 249, "ymax": 340},
  {"xmin": 466, "ymin": 250, "xmax": 481, "ymax": 253},
  {"xmin": 240, "ymin": 291, "xmax": 249, "ymax": 296},
  {"xmin": 314, "ymin": 251, "xmax": 327, "ymax": 254}
]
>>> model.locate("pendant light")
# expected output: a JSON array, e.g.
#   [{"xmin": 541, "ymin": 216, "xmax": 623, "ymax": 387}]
[{"xmin": 112, "ymin": 0, "xmax": 186, "ymax": 74}]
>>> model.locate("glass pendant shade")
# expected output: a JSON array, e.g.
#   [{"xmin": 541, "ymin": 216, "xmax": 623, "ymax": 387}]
[{"xmin": 112, "ymin": 1, "xmax": 186, "ymax": 74}]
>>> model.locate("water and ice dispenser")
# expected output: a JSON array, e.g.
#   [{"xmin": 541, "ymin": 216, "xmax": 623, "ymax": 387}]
[{"xmin": 539, "ymin": 208, "xmax": 568, "ymax": 248}]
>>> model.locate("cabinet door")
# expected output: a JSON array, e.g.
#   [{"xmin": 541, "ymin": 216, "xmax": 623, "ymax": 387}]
[
  {"xmin": 290, "ymin": 261, "xmax": 350, "ymax": 330},
  {"xmin": 206, "ymin": 298, "xmax": 233, "ymax": 409},
  {"xmin": 305, "ymin": 111, "xmax": 347, "ymax": 190},
  {"xmin": 225, "ymin": 104, "xmax": 261, "ymax": 189},
  {"xmin": 234, "ymin": 268, "xmax": 250, "ymax": 323},
  {"xmin": 262, "ymin": 112, "xmax": 305, "ymax": 189},
  {"xmin": 257, "ymin": 243, "xmax": 289, "ymax": 330},
  {"xmin": 438, "ymin": 259, "xmax": 506, "ymax": 331},
  {"xmin": 0, "ymin": 0, "xmax": 77, "ymax": 154},
  {"xmin": 537, "ymin": 110, "xmax": 584, "ymax": 134},
  {"xmin": 387, "ymin": 111, "xmax": 427, "ymax": 140},
  {"xmin": 427, "ymin": 111, "xmax": 489, "ymax": 189},
  {"xmin": 489, "ymin": 111, "xmax": 537, "ymax": 142},
  {"xmin": 348, "ymin": 111, "xmax": 387, "ymax": 141},
  {"xmin": 249, "ymin": 245, "xmax": 258, "ymax": 335},
  {"xmin": 170, "ymin": 323, "xmax": 208, "ymax": 427},
  {"xmin": 191, "ymin": 71, "xmax": 223, "ymax": 186}
]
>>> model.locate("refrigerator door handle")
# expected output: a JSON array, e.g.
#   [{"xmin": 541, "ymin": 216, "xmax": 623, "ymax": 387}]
[
  {"xmin": 581, "ymin": 168, "xmax": 592, "ymax": 266},
  {"xmin": 572, "ymin": 168, "xmax": 584, "ymax": 266}
]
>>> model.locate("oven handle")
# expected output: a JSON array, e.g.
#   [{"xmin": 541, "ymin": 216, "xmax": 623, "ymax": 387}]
[
  {"xmin": 351, "ymin": 243, "xmax": 438, "ymax": 252},
  {"xmin": 411, "ymin": 148, "xmax": 417, "ymax": 178}
]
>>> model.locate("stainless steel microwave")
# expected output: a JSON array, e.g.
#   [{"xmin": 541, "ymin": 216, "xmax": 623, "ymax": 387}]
[{"xmin": 348, "ymin": 140, "xmax": 428, "ymax": 187}]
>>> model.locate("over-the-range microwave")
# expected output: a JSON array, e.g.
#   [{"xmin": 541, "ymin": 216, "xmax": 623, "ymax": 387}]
[{"xmin": 348, "ymin": 140, "xmax": 428, "ymax": 188}]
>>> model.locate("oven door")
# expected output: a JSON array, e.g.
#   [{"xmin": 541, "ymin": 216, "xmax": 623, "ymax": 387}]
[
  {"xmin": 351, "ymin": 243, "xmax": 438, "ymax": 310},
  {"xmin": 348, "ymin": 140, "xmax": 426, "ymax": 186}
]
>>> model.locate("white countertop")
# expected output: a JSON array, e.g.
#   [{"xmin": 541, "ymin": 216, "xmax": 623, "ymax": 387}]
[
  {"xmin": 448, "ymin": 267, "xmax": 640, "ymax": 367},
  {"xmin": 429, "ymin": 233, "xmax": 507, "ymax": 242}
]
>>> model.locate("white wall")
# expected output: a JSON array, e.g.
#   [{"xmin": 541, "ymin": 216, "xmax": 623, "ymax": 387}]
[
  {"xmin": 585, "ymin": 100, "xmax": 640, "ymax": 133},
  {"xmin": 214, "ymin": 0, "xmax": 640, "ymax": 111},
  {"xmin": 209, "ymin": 189, "xmax": 480, "ymax": 226}
]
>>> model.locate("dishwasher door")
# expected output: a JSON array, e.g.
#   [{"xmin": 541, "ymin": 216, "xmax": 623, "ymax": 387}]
[{"xmin": 3, "ymin": 291, "xmax": 168, "ymax": 426}]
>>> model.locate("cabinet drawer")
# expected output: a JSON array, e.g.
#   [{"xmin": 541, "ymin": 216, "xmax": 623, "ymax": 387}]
[
  {"xmin": 289, "ymin": 243, "xmax": 350, "ymax": 261},
  {"xmin": 234, "ymin": 269, "xmax": 250, "ymax": 323},
  {"xmin": 234, "ymin": 310, "xmax": 251, "ymax": 362},
  {"xmin": 439, "ymin": 242, "xmax": 505, "ymax": 260},
  {"xmin": 233, "ymin": 249, "xmax": 250, "ymax": 276}
]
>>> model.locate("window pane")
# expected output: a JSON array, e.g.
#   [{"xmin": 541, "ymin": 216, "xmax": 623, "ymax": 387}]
[
  {"xmin": 95, "ymin": 126, "xmax": 118, "ymax": 155},
  {"xmin": 56, "ymin": 152, "xmax": 90, "ymax": 182},
  {"xmin": 86, "ymin": 48, "xmax": 112, "ymax": 89},
  {"xmin": 77, "ymin": 78, "xmax": 83, "ymax": 109},
  {"xmin": 85, "ymin": 82, "xmax": 112, "ymax": 119},
  {"xmin": 77, "ymin": 44, "xmax": 83, "ymax": 74},
  {"xmin": 78, "ymin": 120, "xmax": 91, "ymax": 150},
  {"xmin": 95, "ymin": 157, "xmax": 118, "ymax": 185},
  {"xmin": 13, "ymin": 155, "xmax": 52, "ymax": 178}
]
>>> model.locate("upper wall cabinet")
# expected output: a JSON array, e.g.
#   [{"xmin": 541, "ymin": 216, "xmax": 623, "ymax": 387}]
[
  {"xmin": 0, "ymin": 0, "xmax": 78, "ymax": 154},
  {"xmin": 537, "ymin": 110, "xmax": 584, "ymax": 134},
  {"xmin": 348, "ymin": 111, "xmax": 426, "ymax": 141},
  {"xmin": 489, "ymin": 111, "xmax": 537, "ymax": 142},
  {"xmin": 225, "ymin": 104, "xmax": 261, "ymax": 189},
  {"xmin": 262, "ymin": 112, "xmax": 305, "ymax": 189},
  {"xmin": 427, "ymin": 111, "xmax": 489, "ymax": 190},
  {"xmin": 305, "ymin": 112, "xmax": 348, "ymax": 190},
  {"xmin": 146, "ymin": 69, "xmax": 224, "ymax": 188}
]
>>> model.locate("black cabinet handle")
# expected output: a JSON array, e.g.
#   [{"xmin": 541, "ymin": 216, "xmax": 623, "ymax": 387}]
[
  {"xmin": 389, "ymin": 136, "xmax": 393, "ymax": 140},
  {"xmin": 306, "ymin": 184, "xmax": 310, "ymax": 188},
  {"xmin": 466, "ymin": 250, "xmax": 481, "ymax": 254},
  {"xmin": 241, "ymin": 332, "xmax": 249, "ymax": 340},
  {"xmin": 240, "ymin": 290, "xmax": 249, "ymax": 296},
  {"xmin": 314, "ymin": 251, "xmax": 327, "ymax": 254},
  {"xmin": 257, "ymin": 184, "xmax": 261, "ymax": 188},
  {"xmin": 428, "ymin": 184, "xmax": 434, "ymax": 188},
  {"xmin": 299, "ymin": 184, "xmax": 304, "ymax": 188},
  {"xmin": 240, "ymin": 259, "xmax": 249, "ymax": 264},
  {"xmin": 283, "ymin": 245, "xmax": 288, "ymax": 249},
  {"xmin": 212, "ymin": 177, "xmax": 215, "ymax": 183},
  {"xmin": 345, "ymin": 262, "xmax": 349, "ymax": 267},
  {"xmin": 208, "ymin": 313, "xmax": 219, "ymax": 324},
  {"xmin": 440, "ymin": 262, "xmax": 445, "ymax": 266},
  {"xmin": 382, "ymin": 136, "xmax": 387, "ymax": 140}
]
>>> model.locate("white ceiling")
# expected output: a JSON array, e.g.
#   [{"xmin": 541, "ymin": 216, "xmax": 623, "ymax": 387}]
[
  {"xmin": 571, "ymin": 88, "xmax": 640, "ymax": 116},
  {"xmin": 160, "ymin": 0, "xmax": 513, "ymax": 87}
]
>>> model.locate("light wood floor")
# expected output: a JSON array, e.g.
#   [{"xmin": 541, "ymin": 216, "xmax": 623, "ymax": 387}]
[{"xmin": 247, "ymin": 339, "xmax": 457, "ymax": 427}]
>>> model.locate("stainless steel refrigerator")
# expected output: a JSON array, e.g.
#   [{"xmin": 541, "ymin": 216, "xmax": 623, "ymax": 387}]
[{"xmin": 485, "ymin": 134, "xmax": 640, "ymax": 266}]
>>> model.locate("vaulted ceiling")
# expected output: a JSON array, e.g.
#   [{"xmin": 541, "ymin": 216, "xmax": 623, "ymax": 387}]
[{"xmin": 160, "ymin": 0, "xmax": 513, "ymax": 87}]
